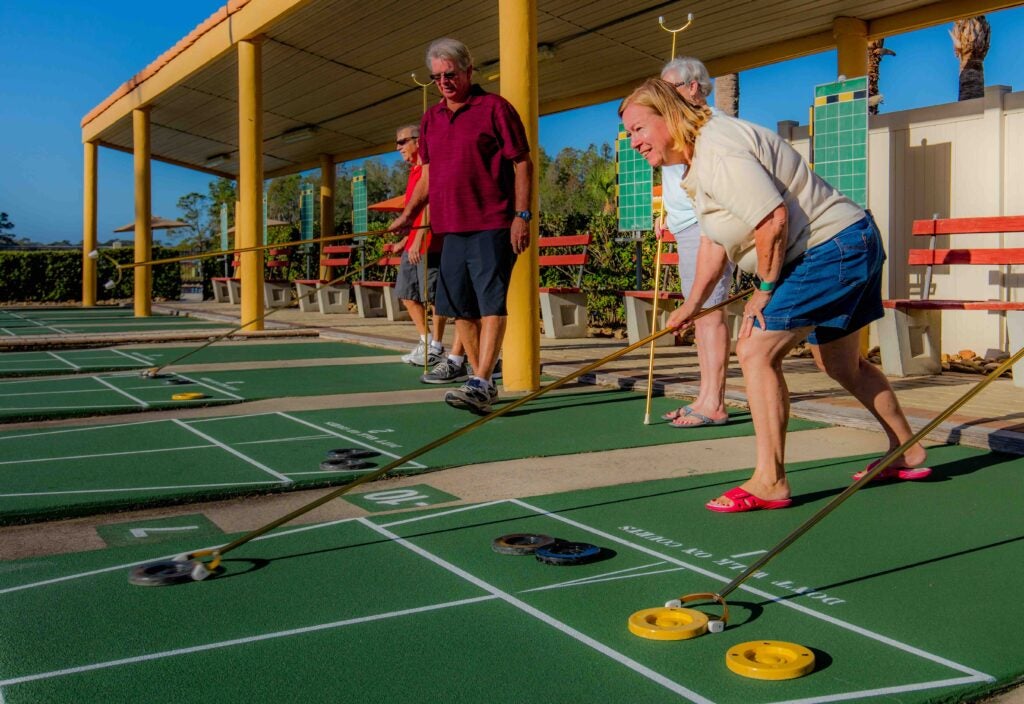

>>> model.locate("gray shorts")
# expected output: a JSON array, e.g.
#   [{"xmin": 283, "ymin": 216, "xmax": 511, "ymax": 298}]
[
  {"xmin": 674, "ymin": 222, "xmax": 735, "ymax": 307},
  {"xmin": 395, "ymin": 250, "xmax": 441, "ymax": 303}
]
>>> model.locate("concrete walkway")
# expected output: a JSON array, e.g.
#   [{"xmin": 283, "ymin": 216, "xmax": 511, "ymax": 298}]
[{"xmin": 160, "ymin": 300, "xmax": 1024, "ymax": 455}]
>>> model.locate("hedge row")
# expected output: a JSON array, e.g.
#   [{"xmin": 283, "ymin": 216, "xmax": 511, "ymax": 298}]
[{"xmin": 0, "ymin": 248, "xmax": 183, "ymax": 303}]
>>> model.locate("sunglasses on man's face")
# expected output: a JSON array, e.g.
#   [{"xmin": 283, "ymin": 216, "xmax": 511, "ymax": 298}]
[
  {"xmin": 430, "ymin": 71, "xmax": 460, "ymax": 82},
  {"xmin": 396, "ymin": 137, "xmax": 416, "ymax": 147}
]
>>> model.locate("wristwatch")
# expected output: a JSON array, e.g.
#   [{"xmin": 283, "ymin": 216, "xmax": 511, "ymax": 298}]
[
  {"xmin": 514, "ymin": 210, "xmax": 532, "ymax": 222},
  {"xmin": 758, "ymin": 280, "xmax": 777, "ymax": 293}
]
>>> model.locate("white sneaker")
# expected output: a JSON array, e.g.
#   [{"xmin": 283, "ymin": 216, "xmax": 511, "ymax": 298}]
[
  {"xmin": 400, "ymin": 342, "xmax": 425, "ymax": 365},
  {"xmin": 406, "ymin": 344, "xmax": 444, "ymax": 367}
]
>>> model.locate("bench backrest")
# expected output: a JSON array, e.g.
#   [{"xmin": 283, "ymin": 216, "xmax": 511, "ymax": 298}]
[
  {"xmin": 321, "ymin": 244, "xmax": 355, "ymax": 268},
  {"xmin": 377, "ymin": 242, "xmax": 404, "ymax": 268},
  {"xmin": 909, "ymin": 216, "xmax": 1024, "ymax": 266},
  {"xmin": 908, "ymin": 215, "xmax": 1024, "ymax": 300},
  {"xmin": 266, "ymin": 247, "xmax": 289, "ymax": 270},
  {"xmin": 537, "ymin": 234, "xmax": 591, "ymax": 288}
]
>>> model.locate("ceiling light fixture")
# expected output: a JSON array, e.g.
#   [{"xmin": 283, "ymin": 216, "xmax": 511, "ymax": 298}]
[
  {"xmin": 204, "ymin": 153, "xmax": 231, "ymax": 168},
  {"xmin": 281, "ymin": 126, "xmax": 318, "ymax": 144}
]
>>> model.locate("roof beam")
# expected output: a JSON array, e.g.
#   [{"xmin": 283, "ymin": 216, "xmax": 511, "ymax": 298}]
[
  {"xmin": 97, "ymin": 140, "xmax": 236, "ymax": 180},
  {"xmin": 867, "ymin": 0, "xmax": 1024, "ymax": 39},
  {"xmin": 82, "ymin": 0, "xmax": 316, "ymax": 143}
]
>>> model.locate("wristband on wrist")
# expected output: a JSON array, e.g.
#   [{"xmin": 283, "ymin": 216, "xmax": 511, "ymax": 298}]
[{"xmin": 758, "ymin": 280, "xmax": 776, "ymax": 293}]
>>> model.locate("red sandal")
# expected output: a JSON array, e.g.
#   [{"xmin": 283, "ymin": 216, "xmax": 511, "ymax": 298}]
[
  {"xmin": 705, "ymin": 486, "xmax": 792, "ymax": 513},
  {"xmin": 853, "ymin": 460, "xmax": 932, "ymax": 482}
]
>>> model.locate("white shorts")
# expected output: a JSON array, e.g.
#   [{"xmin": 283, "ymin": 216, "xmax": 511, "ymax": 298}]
[{"xmin": 674, "ymin": 222, "xmax": 735, "ymax": 308}]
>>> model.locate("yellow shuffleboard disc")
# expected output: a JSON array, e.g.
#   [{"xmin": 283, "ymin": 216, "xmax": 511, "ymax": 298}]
[
  {"xmin": 726, "ymin": 640, "xmax": 815, "ymax": 680},
  {"xmin": 171, "ymin": 392, "xmax": 207, "ymax": 401},
  {"xmin": 628, "ymin": 607, "xmax": 709, "ymax": 640}
]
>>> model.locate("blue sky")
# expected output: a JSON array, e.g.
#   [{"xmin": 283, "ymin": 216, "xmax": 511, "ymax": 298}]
[{"xmin": 1, "ymin": 3, "xmax": 1022, "ymax": 243}]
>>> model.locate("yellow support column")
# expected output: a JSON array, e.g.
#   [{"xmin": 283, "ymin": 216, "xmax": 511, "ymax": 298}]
[
  {"xmin": 499, "ymin": 0, "xmax": 540, "ymax": 392},
  {"xmin": 833, "ymin": 17, "xmax": 868, "ymax": 78},
  {"xmin": 238, "ymin": 37, "xmax": 264, "ymax": 331},
  {"xmin": 320, "ymin": 153, "xmax": 335, "ymax": 279},
  {"xmin": 82, "ymin": 141, "xmax": 98, "ymax": 307},
  {"xmin": 833, "ymin": 17, "xmax": 870, "ymax": 356},
  {"xmin": 132, "ymin": 108, "xmax": 152, "ymax": 317}
]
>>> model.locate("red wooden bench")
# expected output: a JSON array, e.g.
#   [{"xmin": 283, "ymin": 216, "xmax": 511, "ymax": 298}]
[
  {"xmin": 538, "ymin": 234, "xmax": 592, "ymax": 338},
  {"xmin": 879, "ymin": 215, "xmax": 1024, "ymax": 377},
  {"xmin": 294, "ymin": 244, "xmax": 356, "ymax": 314},
  {"xmin": 263, "ymin": 247, "xmax": 293, "ymax": 308},
  {"xmin": 211, "ymin": 249, "xmax": 293, "ymax": 307},
  {"xmin": 352, "ymin": 242, "xmax": 409, "ymax": 320},
  {"xmin": 621, "ymin": 231, "xmax": 687, "ymax": 345}
]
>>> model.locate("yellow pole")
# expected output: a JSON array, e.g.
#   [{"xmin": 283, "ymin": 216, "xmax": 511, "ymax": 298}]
[
  {"xmin": 132, "ymin": 108, "xmax": 152, "ymax": 317},
  {"xmin": 238, "ymin": 38, "xmax": 264, "ymax": 331},
  {"xmin": 833, "ymin": 17, "xmax": 868, "ymax": 78},
  {"xmin": 833, "ymin": 17, "xmax": 870, "ymax": 356},
  {"xmin": 643, "ymin": 223, "xmax": 665, "ymax": 424},
  {"xmin": 319, "ymin": 153, "xmax": 335, "ymax": 280},
  {"xmin": 82, "ymin": 141, "xmax": 98, "ymax": 307},
  {"xmin": 499, "ymin": 0, "xmax": 540, "ymax": 392}
]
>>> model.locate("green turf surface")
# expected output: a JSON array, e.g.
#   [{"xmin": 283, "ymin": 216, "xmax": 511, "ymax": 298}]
[
  {"xmin": 0, "ymin": 320, "xmax": 231, "ymax": 336},
  {"xmin": 0, "ymin": 361, "xmax": 421, "ymax": 422},
  {"xmin": 1, "ymin": 444, "xmax": 1019, "ymax": 703},
  {"xmin": 0, "ymin": 390, "xmax": 823, "ymax": 523},
  {"xmin": 0, "ymin": 341, "xmax": 394, "ymax": 377}
]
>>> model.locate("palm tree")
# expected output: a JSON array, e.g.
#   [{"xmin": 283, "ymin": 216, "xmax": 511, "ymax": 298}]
[
  {"xmin": 714, "ymin": 73, "xmax": 739, "ymax": 117},
  {"xmin": 951, "ymin": 16, "xmax": 990, "ymax": 100},
  {"xmin": 867, "ymin": 39, "xmax": 895, "ymax": 115}
]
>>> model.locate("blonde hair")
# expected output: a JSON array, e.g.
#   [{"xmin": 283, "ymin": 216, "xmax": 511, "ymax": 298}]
[{"xmin": 618, "ymin": 78, "xmax": 712, "ymax": 152}]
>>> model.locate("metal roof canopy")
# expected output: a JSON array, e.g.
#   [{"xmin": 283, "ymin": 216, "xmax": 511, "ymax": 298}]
[{"xmin": 81, "ymin": 0, "xmax": 1021, "ymax": 180}]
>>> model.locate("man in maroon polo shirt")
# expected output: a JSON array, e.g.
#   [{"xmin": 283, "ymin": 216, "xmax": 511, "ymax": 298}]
[{"xmin": 390, "ymin": 37, "xmax": 533, "ymax": 415}]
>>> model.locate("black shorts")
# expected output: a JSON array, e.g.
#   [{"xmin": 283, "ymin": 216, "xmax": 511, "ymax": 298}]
[
  {"xmin": 395, "ymin": 251, "xmax": 441, "ymax": 303},
  {"xmin": 435, "ymin": 229, "xmax": 515, "ymax": 319}
]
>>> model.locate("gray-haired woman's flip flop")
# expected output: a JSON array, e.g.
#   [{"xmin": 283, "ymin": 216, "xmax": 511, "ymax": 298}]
[
  {"xmin": 661, "ymin": 406, "xmax": 694, "ymax": 422},
  {"xmin": 670, "ymin": 410, "xmax": 728, "ymax": 428}
]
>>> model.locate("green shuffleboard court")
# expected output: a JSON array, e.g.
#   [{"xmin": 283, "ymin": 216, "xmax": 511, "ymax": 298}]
[
  {"xmin": 0, "ymin": 389, "xmax": 823, "ymax": 523},
  {"xmin": 0, "ymin": 340, "xmax": 394, "ymax": 377},
  {"xmin": 1, "ymin": 443, "xmax": 1019, "ymax": 703},
  {"xmin": 0, "ymin": 360, "xmax": 422, "ymax": 422},
  {"xmin": 0, "ymin": 307, "xmax": 232, "ymax": 337}
]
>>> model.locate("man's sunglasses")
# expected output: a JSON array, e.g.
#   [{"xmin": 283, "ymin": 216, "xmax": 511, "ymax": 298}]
[
  {"xmin": 429, "ymin": 71, "xmax": 460, "ymax": 82},
  {"xmin": 396, "ymin": 137, "xmax": 417, "ymax": 147}
]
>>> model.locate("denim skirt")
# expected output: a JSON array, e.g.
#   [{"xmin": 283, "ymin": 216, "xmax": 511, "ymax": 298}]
[{"xmin": 761, "ymin": 216, "xmax": 885, "ymax": 345}]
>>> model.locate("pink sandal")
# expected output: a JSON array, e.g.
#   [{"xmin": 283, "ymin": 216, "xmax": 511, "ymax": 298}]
[
  {"xmin": 705, "ymin": 486, "xmax": 792, "ymax": 513},
  {"xmin": 853, "ymin": 459, "xmax": 932, "ymax": 482}
]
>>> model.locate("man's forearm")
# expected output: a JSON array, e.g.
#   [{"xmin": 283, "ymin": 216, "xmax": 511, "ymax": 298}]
[{"xmin": 513, "ymin": 155, "xmax": 532, "ymax": 212}]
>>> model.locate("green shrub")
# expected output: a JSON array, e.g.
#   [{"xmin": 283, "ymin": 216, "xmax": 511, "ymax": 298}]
[{"xmin": 0, "ymin": 248, "xmax": 182, "ymax": 303}]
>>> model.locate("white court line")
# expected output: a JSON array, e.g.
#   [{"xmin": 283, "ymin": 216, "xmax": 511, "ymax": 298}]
[
  {"xmin": 0, "ymin": 366, "xmax": 63, "ymax": 372},
  {"xmin": 0, "ymin": 404, "xmax": 131, "ymax": 412},
  {"xmin": 235, "ymin": 434, "xmax": 332, "ymax": 446},
  {"xmin": 771, "ymin": 678, "xmax": 990, "ymax": 704},
  {"xmin": 46, "ymin": 352, "xmax": 79, "ymax": 370},
  {"xmin": 0, "ymin": 515, "xmax": 369, "ymax": 596},
  {"xmin": 509, "ymin": 499, "xmax": 994, "ymax": 686},
  {"xmin": 0, "ymin": 417, "xmax": 168, "ymax": 440},
  {"xmin": 0, "ymin": 329, "xmax": 13, "ymax": 337},
  {"xmin": 0, "ymin": 444, "xmax": 212, "ymax": 467},
  {"xmin": 276, "ymin": 412, "xmax": 427, "ymax": 470},
  {"xmin": 0, "ymin": 388, "xmax": 103, "ymax": 398},
  {"xmin": 361, "ymin": 518, "xmax": 715, "ymax": 704},
  {"xmin": 107, "ymin": 348, "xmax": 155, "ymax": 365},
  {"xmin": 0, "ymin": 480, "xmax": 282, "ymax": 498},
  {"xmin": 92, "ymin": 376, "xmax": 148, "ymax": 408},
  {"xmin": 0, "ymin": 595, "xmax": 496, "ymax": 690},
  {"xmin": 172, "ymin": 420, "xmax": 291, "ymax": 484},
  {"xmin": 173, "ymin": 374, "xmax": 245, "ymax": 401},
  {"xmin": 519, "ymin": 565, "xmax": 687, "ymax": 594}
]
